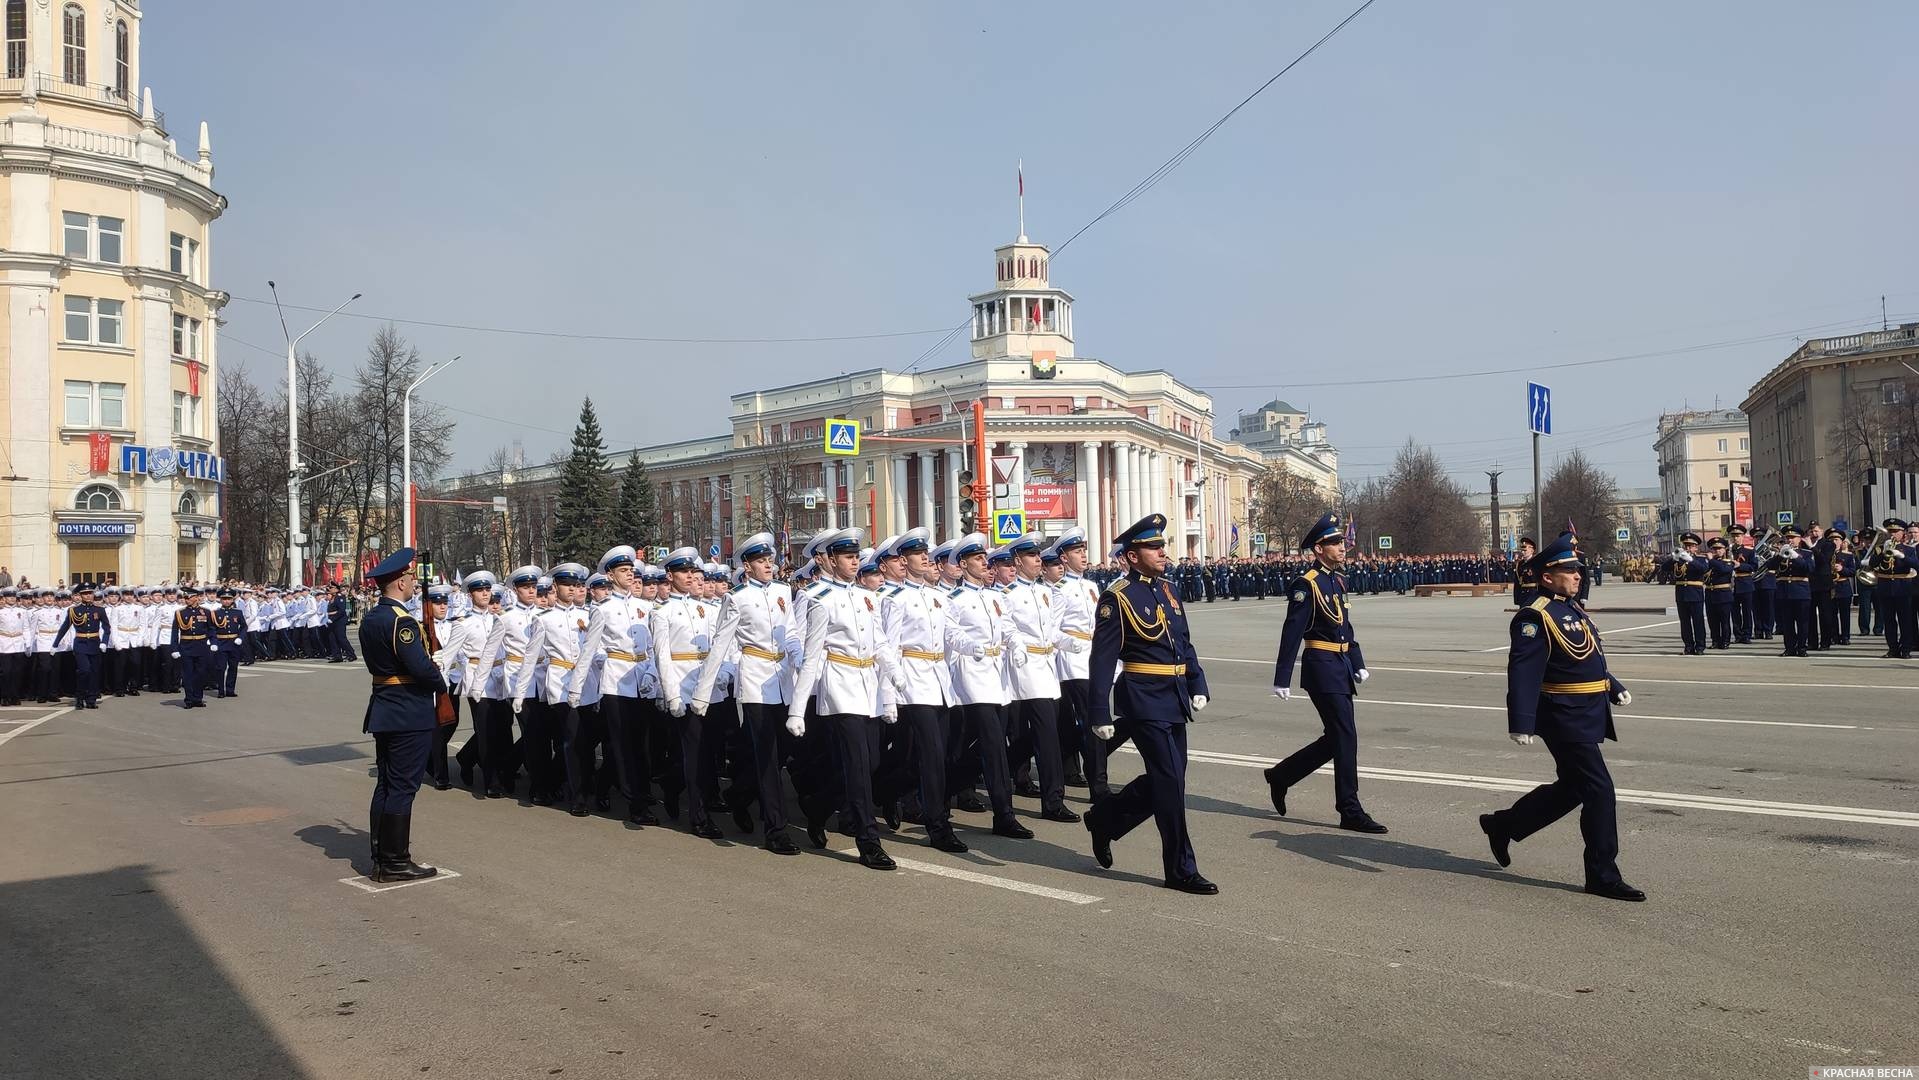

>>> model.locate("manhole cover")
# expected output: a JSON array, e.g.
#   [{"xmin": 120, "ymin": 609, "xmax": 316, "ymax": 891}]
[{"xmin": 183, "ymin": 806, "xmax": 290, "ymax": 827}]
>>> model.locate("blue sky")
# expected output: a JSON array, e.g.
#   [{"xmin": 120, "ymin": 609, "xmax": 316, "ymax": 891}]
[{"xmin": 148, "ymin": 0, "xmax": 1918, "ymax": 490}]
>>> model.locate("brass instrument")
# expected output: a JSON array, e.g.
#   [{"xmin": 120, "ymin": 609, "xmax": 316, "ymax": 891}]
[
  {"xmin": 1854, "ymin": 527, "xmax": 1882, "ymax": 588},
  {"xmin": 1749, "ymin": 528, "xmax": 1784, "ymax": 574}
]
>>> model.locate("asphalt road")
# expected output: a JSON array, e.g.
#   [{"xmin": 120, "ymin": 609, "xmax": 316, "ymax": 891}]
[{"xmin": 3, "ymin": 582, "xmax": 1915, "ymax": 1079}]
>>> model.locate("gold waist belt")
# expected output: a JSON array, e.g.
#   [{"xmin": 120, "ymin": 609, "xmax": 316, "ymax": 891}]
[
  {"xmin": 740, "ymin": 645, "xmax": 786, "ymax": 661},
  {"xmin": 670, "ymin": 651, "xmax": 709, "ymax": 661},
  {"xmin": 505, "ymin": 653, "xmax": 524, "ymax": 662},
  {"xmin": 1777, "ymin": 577, "xmax": 1807, "ymax": 583},
  {"xmin": 1026, "ymin": 644, "xmax": 1055, "ymax": 655},
  {"xmin": 980, "ymin": 645, "xmax": 1002, "ymax": 657},
  {"xmin": 1120, "ymin": 661, "xmax": 1187, "ymax": 677},
  {"xmin": 606, "ymin": 649, "xmax": 644, "ymax": 662},
  {"xmin": 1707, "ymin": 584, "xmax": 1732, "ymax": 590},
  {"xmin": 900, "ymin": 648, "xmax": 945, "ymax": 662},
  {"xmin": 1541, "ymin": 680, "xmax": 1608, "ymax": 695},
  {"xmin": 826, "ymin": 652, "xmax": 874, "ymax": 668},
  {"xmin": 1304, "ymin": 639, "xmax": 1348, "ymax": 652},
  {"xmin": 1064, "ymin": 630, "xmax": 1093, "ymax": 641},
  {"xmin": 547, "ymin": 658, "xmax": 575, "ymax": 670},
  {"xmin": 373, "ymin": 675, "xmax": 416, "ymax": 686}
]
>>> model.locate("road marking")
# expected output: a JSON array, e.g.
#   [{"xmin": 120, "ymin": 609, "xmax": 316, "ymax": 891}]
[
  {"xmin": 0, "ymin": 707, "xmax": 73, "ymax": 751},
  {"xmin": 340, "ymin": 868, "xmax": 463, "ymax": 893},
  {"xmin": 1128, "ymin": 746, "xmax": 1919, "ymax": 827},
  {"xmin": 1367, "ymin": 665, "xmax": 1919, "ymax": 692},
  {"xmin": 1603, "ymin": 651, "xmax": 1893, "ymax": 661},
  {"xmin": 838, "ymin": 848, "xmax": 1101, "ymax": 905},
  {"xmin": 1356, "ymin": 697, "xmax": 1858, "ymax": 730},
  {"xmin": 1479, "ymin": 619, "xmax": 1678, "ymax": 652}
]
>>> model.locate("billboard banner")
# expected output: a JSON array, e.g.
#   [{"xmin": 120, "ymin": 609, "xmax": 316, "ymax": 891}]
[
  {"xmin": 1019, "ymin": 442, "xmax": 1080, "ymax": 520},
  {"xmin": 1730, "ymin": 480, "xmax": 1753, "ymax": 529}
]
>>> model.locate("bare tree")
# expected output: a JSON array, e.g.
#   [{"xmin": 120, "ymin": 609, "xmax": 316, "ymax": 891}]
[
  {"xmin": 1533, "ymin": 449, "xmax": 1624, "ymax": 559},
  {"xmin": 1250, "ymin": 466, "xmax": 1334, "ymax": 554},
  {"xmin": 737, "ymin": 437, "xmax": 824, "ymax": 548}
]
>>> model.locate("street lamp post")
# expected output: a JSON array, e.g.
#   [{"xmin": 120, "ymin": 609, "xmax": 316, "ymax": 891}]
[
  {"xmin": 403, "ymin": 356, "xmax": 460, "ymax": 551},
  {"xmin": 270, "ymin": 283, "xmax": 361, "ymax": 588}
]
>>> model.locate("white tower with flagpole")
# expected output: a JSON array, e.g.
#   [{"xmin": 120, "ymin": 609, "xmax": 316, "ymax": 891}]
[{"xmin": 968, "ymin": 164, "xmax": 1072, "ymax": 361}]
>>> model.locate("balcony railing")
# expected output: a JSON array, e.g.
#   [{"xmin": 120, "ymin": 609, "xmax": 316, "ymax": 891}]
[
  {"xmin": 0, "ymin": 71, "xmax": 165, "ymax": 133},
  {"xmin": 1801, "ymin": 324, "xmax": 1919, "ymax": 359}
]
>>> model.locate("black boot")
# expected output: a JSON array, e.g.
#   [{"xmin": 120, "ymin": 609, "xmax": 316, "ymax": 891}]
[
  {"xmin": 855, "ymin": 838, "xmax": 895, "ymax": 871},
  {"xmin": 371, "ymin": 814, "xmax": 437, "ymax": 883}
]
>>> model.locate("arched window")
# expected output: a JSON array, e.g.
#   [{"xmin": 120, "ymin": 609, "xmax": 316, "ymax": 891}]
[
  {"xmin": 114, "ymin": 20, "xmax": 128, "ymax": 98},
  {"xmin": 1017, "ymin": 257, "xmax": 1026, "ymax": 277},
  {"xmin": 61, "ymin": 3, "xmax": 84, "ymax": 85},
  {"xmin": 75, "ymin": 483, "xmax": 122, "ymax": 512},
  {"xmin": 5, "ymin": 0, "xmax": 26, "ymax": 80},
  {"xmin": 177, "ymin": 490, "xmax": 199, "ymax": 515}
]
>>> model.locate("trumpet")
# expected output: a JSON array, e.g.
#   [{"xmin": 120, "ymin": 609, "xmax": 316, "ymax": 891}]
[{"xmin": 1855, "ymin": 528, "xmax": 1884, "ymax": 588}]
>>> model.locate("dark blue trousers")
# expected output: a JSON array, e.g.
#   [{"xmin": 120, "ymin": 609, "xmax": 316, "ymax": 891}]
[
  {"xmin": 370, "ymin": 729, "xmax": 433, "ymax": 818},
  {"xmin": 221, "ymin": 648, "xmax": 240, "ymax": 695},
  {"xmin": 1267, "ymin": 690, "xmax": 1362, "ymax": 818},
  {"xmin": 1676, "ymin": 599, "xmax": 1706, "ymax": 651},
  {"xmin": 1779, "ymin": 598, "xmax": 1812, "ymax": 653},
  {"xmin": 179, "ymin": 654, "xmax": 205, "ymax": 705},
  {"xmin": 1089, "ymin": 718, "xmax": 1196, "ymax": 882},
  {"xmin": 1492, "ymin": 738, "xmax": 1621, "ymax": 887},
  {"xmin": 72, "ymin": 650, "xmax": 100, "ymax": 705},
  {"xmin": 1754, "ymin": 589, "xmax": 1776, "ymax": 636}
]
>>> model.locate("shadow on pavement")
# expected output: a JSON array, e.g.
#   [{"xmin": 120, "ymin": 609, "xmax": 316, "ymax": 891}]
[
  {"xmin": 0, "ymin": 740, "xmax": 372, "ymax": 787},
  {"xmin": 0, "ymin": 865, "xmax": 313, "ymax": 1079},
  {"xmin": 295, "ymin": 819, "xmax": 372, "ymax": 876},
  {"xmin": 1252, "ymin": 828, "xmax": 1584, "ymax": 894}
]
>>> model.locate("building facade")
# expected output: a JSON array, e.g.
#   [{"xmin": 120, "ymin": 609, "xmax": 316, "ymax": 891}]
[
  {"xmin": 1465, "ymin": 485, "xmax": 1661, "ymax": 554},
  {"xmin": 1652, "ymin": 409, "xmax": 1750, "ymax": 542},
  {"xmin": 1741, "ymin": 324, "xmax": 1919, "ymax": 529},
  {"xmin": 439, "ymin": 230, "xmax": 1270, "ymax": 566},
  {"xmin": 1228, "ymin": 398, "xmax": 1338, "ymax": 489},
  {"xmin": 0, "ymin": 0, "xmax": 226, "ymax": 586}
]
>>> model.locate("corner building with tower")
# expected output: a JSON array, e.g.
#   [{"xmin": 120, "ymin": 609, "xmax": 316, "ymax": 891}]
[{"xmin": 0, "ymin": 0, "xmax": 227, "ymax": 585}]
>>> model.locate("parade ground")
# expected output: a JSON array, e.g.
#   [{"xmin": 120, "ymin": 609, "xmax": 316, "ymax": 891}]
[{"xmin": 3, "ymin": 583, "xmax": 1914, "ymax": 1080}]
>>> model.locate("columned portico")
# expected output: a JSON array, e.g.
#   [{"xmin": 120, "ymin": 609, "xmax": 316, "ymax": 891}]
[{"xmin": 917, "ymin": 451, "xmax": 936, "ymax": 531}]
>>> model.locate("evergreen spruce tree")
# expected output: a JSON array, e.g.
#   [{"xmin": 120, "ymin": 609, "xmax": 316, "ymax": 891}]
[
  {"xmin": 551, "ymin": 397, "xmax": 613, "ymax": 563},
  {"xmin": 612, "ymin": 449, "xmax": 659, "ymax": 548}
]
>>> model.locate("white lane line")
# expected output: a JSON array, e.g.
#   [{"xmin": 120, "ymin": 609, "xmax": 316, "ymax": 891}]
[
  {"xmin": 339, "ymin": 868, "xmax": 463, "ymax": 893},
  {"xmin": 838, "ymin": 848, "xmax": 1101, "ymax": 905},
  {"xmin": 1200, "ymin": 656, "xmax": 1919, "ymax": 692},
  {"xmin": 1603, "ymin": 651, "xmax": 1893, "ymax": 661},
  {"xmin": 1479, "ymin": 619, "xmax": 1678, "ymax": 652},
  {"xmin": 1357, "ymin": 697, "xmax": 1858, "ymax": 730},
  {"xmin": 0, "ymin": 707, "xmax": 73, "ymax": 751},
  {"xmin": 1128, "ymin": 746, "xmax": 1919, "ymax": 827}
]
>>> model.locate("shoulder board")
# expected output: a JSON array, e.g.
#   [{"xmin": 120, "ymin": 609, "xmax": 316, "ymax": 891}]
[
  {"xmin": 948, "ymin": 587, "xmax": 966, "ymax": 599},
  {"xmin": 1103, "ymin": 578, "xmax": 1129, "ymax": 596},
  {"xmin": 1303, "ymin": 568, "xmax": 1319, "ymax": 581},
  {"xmin": 879, "ymin": 584, "xmax": 902, "ymax": 597},
  {"xmin": 732, "ymin": 583, "xmax": 748, "ymax": 593},
  {"xmin": 1526, "ymin": 597, "xmax": 1552, "ymax": 614},
  {"xmin": 803, "ymin": 581, "xmax": 831, "ymax": 598}
]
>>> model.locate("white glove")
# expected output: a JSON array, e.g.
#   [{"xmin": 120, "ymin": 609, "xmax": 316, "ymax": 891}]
[
  {"xmin": 1354, "ymin": 667, "xmax": 1368, "ymax": 684},
  {"xmin": 668, "ymin": 700, "xmax": 686, "ymax": 718},
  {"xmin": 1191, "ymin": 694, "xmax": 1208, "ymax": 712},
  {"xmin": 689, "ymin": 701, "xmax": 707, "ymax": 717},
  {"xmin": 1510, "ymin": 732, "xmax": 1536, "ymax": 746},
  {"xmin": 1272, "ymin": 686, "xmax": 1291, "ymax": 700},
  {"xmin": 1674, "ymin": 550, "xmax": 1693, "ymax": 563},
  {"xmin": 970, "ymin": 644, "xmax": 987, "ymax": 662},
  {"xmin": 1611, "ymin": 689, "xmax": 1631, "ymax": 707},
  {"xmin": 882, "ymin": 704, "xmax": 899, "ymax": 725},
  {"xmin": 1011, "ymin": 648, "xmax": 1028, "ymax": 669},
  {"xmin": 171, "ymin": 651, "xmax": 181, "ymax": 659},
  {"xmin": 785, "ymin": 714, "xmax": 806, "ymax": 737},
  {"xmin": 1093, "ymin": 724, "xmax": 1115, "ymax": 741},
  {"xmin": 209, "ymin": 644, "xmax": 218, "ymax": 653},
  {"xmin": 567, "ymin": 695, "xmax": 582, "ymax": 709},
  {"xmin": 1059, "ymin": 637, "xmax": 1085, "ymax": 654},
  {"xmin": 511, "ymin": 698, "xmax": 523, "ymax": 716}
]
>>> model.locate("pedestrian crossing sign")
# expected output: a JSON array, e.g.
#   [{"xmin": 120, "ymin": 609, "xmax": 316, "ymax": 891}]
[
  {"xmin": 824, "ymin": 419, "xmax": 860, "ymax": 456},
  {"xmin": 1776, "ymin": 510, "xmax": 1793, "ymax": 526},
  {"xmin": 993, "ymin": 510, "xmax": 1026, "ymax": 545}
]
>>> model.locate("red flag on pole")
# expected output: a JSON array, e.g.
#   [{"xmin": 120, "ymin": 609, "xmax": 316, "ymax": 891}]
[
  {"xmin": 187, "ymin": 360, "xmax": 201, "ymax": 397},
  {"xmin": 1029, "ymin": 300, "xmax": 1042, "ymax": 329},
  {"xmin": 88, "ymin": 432, "xmax": 110, "ymax": 474}
]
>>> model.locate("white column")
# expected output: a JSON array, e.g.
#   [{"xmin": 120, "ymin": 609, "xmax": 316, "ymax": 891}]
[
  {"xmin": 918, "ymin": 450, "xmax": 935, "ymax": 530},
  {"xmin": 824, "ymin": 463, "xmax": 838, "ymax": 531},
  {"xmin": 1077, "ymin": 441, "xmax": 1097, "ymax": 554},
  {"xmin": 891, "ymin": 455, "xmax": 909, "ymax": 536},
  {"xmin": 1115, "ymin": 444, "xmax": 1134, "ymax": 530},
  {"xmin": 708, "ymin": 477, "xmax": 722, "ymax": 549},
  {"xmin": 943, "ymin": 449, "xmax": 962, "ymax": 539}
]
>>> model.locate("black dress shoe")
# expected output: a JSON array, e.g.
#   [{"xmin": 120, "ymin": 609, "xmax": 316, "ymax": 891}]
[
  {"xmin": 953, "ymin": 793, "xmax": 987, "ymax": 813},
  {"xmin": 991, "ymin": 817, "xmax": 1034, "ymax": 840},
  {"xmin": 594, "ymin": 796, "xmax": 612, "ymax": 812},
  {"xmin": 569, "ymin": 805, "xmax": 590, "ymax": 818},
  {"xmin": 1163, "ymin": 874, "xmax": 1219, "ymax": 895},
  {"xmin": 1479, "ymin": 813, "xmax": 1511, "ymax": 868},
  {"xmin": 485, "ymin": 788, "xmax": 508, "ymax": 799},
  {"xmin": 692, "ymin": 822, "xmax": 725, "ymax": 841},
  {"xmin": 1339, "ymin": 814, "xmax": 1389, "ymax": 834},
  {"xmin": 1089, "ymin": 786, "xmax": 1114, "ymax": 801},
  {"xmin": 432, "ymin": 781, "xmax": 452, "ymax": 792},
  {"xmin": 627, "ymin": 808, "xmax": 659, "ymax": 827},
  {"xmin": 1585, "ymin": 879, "xmax": 1647, "ymax": 902},
  {"xmin": 929, "ymin": 832, "xmax": 969, "ymax": 854},
  {"xmin": 1064, "ymin": 772, "xmax": 1088, "ymax": 788},
  {"xmin": 1040, "ymin": 806, "xmax": 1081, "ymax": 824},
  {"xmin": 1015, "ymin": 780, "xmax": 1042, "ymax": 798},
  {"xmin": 1263, "ymin": 768, "xmax": 1288, "ymax": 816},
  {"xmin": 1085, "ymin": 816, "xmax": 1113, "ymax": 869},
  {"xmin": 883, "ymin": 800, "xmax": 901, "ymax": 831},
  {"xmin": 764, "ymin": 829, "xmax": 800, "ymax": 855},
  {"xmin": 459, "ymin": 764, "xmax": 474, "ymax": 788},
  {"xmin": 856, "ymin": 840, "xmax": 895, "ymax": 871},
  {"xmin": 732, "ymin": 804, "xmax": 755, "ymax": 833},
  {"xmin": 806, "ymin": 818, "xmax": 829, "ymax": 849}
]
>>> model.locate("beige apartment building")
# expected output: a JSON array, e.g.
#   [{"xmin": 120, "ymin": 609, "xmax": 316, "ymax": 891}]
[
  {"xmin": 440, "ymin": 229, "xmax": 1274, "ymax": 565},
  {"xmin": 1741, "ymin": 324, "xmax": 1919, "ymax": 529},
  {"xmin": 1652, "ymin": 409, "xmax": 1750, "ymax": 543},
  {"xmin": 0, "ymin": 0, "xmax": 226, "ymax": 586}
]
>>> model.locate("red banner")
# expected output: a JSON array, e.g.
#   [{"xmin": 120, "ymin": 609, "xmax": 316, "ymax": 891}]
[
  {"xmin": 88, "ymin": 432, "xmax": 110, "ymax": 474},
  {"xmin": 187, "ymin": 360, "xmax": 201, "ymax": 397},
  {"xmin": 1730, "ymin": 481, "xmax": 1753, "ymax": 529},
  {"xmin": 1023, "ymin": 482, "xmax": 1077, "ymax": 519}
]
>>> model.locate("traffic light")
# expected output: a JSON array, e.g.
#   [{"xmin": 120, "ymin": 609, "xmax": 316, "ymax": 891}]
[{"xmin": 958, "ymin": 469, "xmax": 977, "ymax": 533}]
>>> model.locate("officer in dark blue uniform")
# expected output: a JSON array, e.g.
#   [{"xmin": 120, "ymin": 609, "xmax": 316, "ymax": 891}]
[
  {"xmin": 1729, "ymin": 526, "xmax": 1757, "ymax": 644},
  {"xmin": 1264, "ymin": 512, "xmax": 1388, "ymax": 833},
  {"xmin": 211, "ymin": 588, "xmax": 247, "ymax": 698},
  {"xmin": 1702, "ymin": 537, "xmax": 1736, "ymax": 650},
  {"xmin": 1661, "ymin": 533, "xmax": 1708, "ymax": 654},
  {"xmin": 1478, "ymin": 534, "xmax": 1644, "ymax": 902},
  {"xmin": 1773, "ymin": 525, "xmax": 1816, "ymax": 658},
  {"xmin": 169, "ymin": 587, "xmax": 216, "ymax": 708},
  {"xmin": 361, "ymin": 547, "xmax": 447, "ymax": 883},
  {"xmin": 52, "ymin": 581, "xmax": 109, "ymax": 709},
  {"xmin": 1082, "ymin": 514, "xmax": 1216, "ymax": 894}
]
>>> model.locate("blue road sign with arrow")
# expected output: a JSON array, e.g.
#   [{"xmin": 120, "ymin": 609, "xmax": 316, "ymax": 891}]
[{"xmin": 1527, "ymin": 382, "xmax": 1552, "ymax": 436}]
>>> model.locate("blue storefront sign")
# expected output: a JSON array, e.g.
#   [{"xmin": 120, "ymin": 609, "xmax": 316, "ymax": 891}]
[
  {"xmin": 119, "ymin": 444, "xmax": 223, "ymax": 483},
  {"xmin": 57, "ymin": 522, "xmax": 135, "ymax": 538}
]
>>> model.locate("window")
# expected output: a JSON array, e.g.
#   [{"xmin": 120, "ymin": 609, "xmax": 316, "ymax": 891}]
[
  {"xmin": 64, "ymin": 214, "xmax": 125, "ymax": 264},
  {"xmin": 1718, "ymin": 464, "xmax": 1729, "ymax": 478},
  {"xmin": 168, "ymin": 233, "xmax": 200, "ymax": 279},
  {"xmin": 5, "ymin": 0, "xmax": 24, "ymax": 80},
  {"xmin": 1885, "ymin": 382, "xmax": 1909, "ymax": 406},
  {"xmin": 1739, "ymin": 436, "xmax": 1749, "ymax": 451},
  {"xmin": 171, "ymin": 313, "xmax": 201, "ymax": 359},
  {"xmin": 75, "ymin": 484, "xmax": 121, "ymax": 512},
  {"xmin": 64, "ymin": 380, "xmax": 92, "ymax": 426},
  {"xmin": 172, "ymin": 391, "xmax": 202, "ymax": 436},
  {"xmin": 1718, "ymin": 488, "xmax": 1731, "ymax": 503},
  {"xmin": 61, "ymin": 3, "xmax": 83, "ymax": 85},
  {"xmin": 97, "ymin": 382, "xmax": 124, "ymax": 428},
  {"xmin": 63, "ymin": 296, "xmax": 122, "ymax": 345},
  {"xmin": 1716, "ymin": 438, "xmax": 1728, "ymax": 453},
  {"xmin": 114, "ymin": 20, "xmax": 128, "ymax": 98},
  {"xmin": 178, "ymin": 490, "xmax": 199, "ymax": 515}
]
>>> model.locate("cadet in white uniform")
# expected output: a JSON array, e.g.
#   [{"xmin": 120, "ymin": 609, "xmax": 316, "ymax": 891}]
[
  {"xmin": 571, "ymin": 548, "xmax": 663, "ymax": 826},
  {"xmin": 941, "ymin": 533, "xmax": 1033, "ymax": 840}
]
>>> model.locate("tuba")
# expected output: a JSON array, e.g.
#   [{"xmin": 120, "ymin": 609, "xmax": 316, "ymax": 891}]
[{"xmin": 1855, "ymin": 528, "xmax": 1883, "ymax": 588}]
